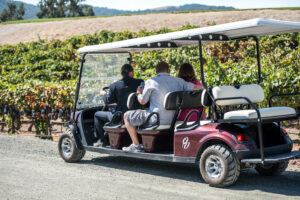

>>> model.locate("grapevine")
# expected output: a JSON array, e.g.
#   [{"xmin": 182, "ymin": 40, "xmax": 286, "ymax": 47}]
[{"xmin": 0, "ymin": 26, "xmax": 299, "ymax": 136}]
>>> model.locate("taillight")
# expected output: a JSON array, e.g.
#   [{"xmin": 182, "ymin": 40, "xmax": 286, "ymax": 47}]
[
  {"xmin": 282, "ymin": 129, "xmax": 288, "ymax": 135},
  {"xmin": 236, "ymin": 134, "xmax": 250, "ymax": 142}
]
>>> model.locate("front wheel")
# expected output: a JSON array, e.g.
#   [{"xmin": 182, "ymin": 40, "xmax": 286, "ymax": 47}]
[
  {"xmin": 255, "ymin": 161, "xmax": 289, "ymax": 176},
  {"xmin": 58, "ymin": 131, "xmax": 86, "ymax": 163},
  {"xmin": 199, "ymin": 144, "xmax": 240, "ymax": 187}
]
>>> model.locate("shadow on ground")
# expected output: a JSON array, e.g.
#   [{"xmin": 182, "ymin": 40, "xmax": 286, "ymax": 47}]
[{"xmin": 78, "ymin": 155, "xmax": 300, "ymax": 197}]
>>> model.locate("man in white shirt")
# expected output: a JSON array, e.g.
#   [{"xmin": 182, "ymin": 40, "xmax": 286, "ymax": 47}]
[{"xmin": 122, "ymin": 61, "xmax": 202, "ymax": 152}]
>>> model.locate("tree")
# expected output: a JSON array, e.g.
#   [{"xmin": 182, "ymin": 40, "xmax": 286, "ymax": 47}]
[
  {"xmin": 0, "ymin": 2, "xmax": 25, "ymax": 22},
  {"xmin": 36, "ymin": 0, "xmax": 94, "ymax": 19},
  {"xmin": 68, "ymin": 0, "xmax": 83, "ymax": 17},
  {"xmin": 17, "ymin": 3, "xmax": 25, "ymax": 20},
  {"xmin": 37, "ymin": 0, "xmax": 67, "ymax": 18},
  {"xmin": 82, "ymin": 5, "xmax": 94, "ymax": 16}
]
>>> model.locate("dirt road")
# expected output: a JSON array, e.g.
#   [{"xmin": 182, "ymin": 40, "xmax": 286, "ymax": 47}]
[
  {"xmin": 0, "ymin": 9, "xmax": 299, "ymax": 44},
  {"xmin": 0, "ymin": 135, "xmax": 299, "ymax": 200}
]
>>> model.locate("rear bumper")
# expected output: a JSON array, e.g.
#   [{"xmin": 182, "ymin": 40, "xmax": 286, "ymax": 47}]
[
  {"xmin": 234, "ymin": 143, "xmax": 300, "ymax": 164},
  {"xmin": 234, "ymin": 143, "xmax": 293, "ymax": 160},
  {"xmin": 240, "ymin": 150, "xmax": 300, "ymax": 164}
]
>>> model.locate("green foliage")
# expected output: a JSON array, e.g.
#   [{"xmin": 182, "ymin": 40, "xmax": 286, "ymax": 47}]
[
  {"xmin": 0, "ymin": 2, "xmax": 25, "ymax": 22},
  {"xmin": 37, "ymin": 0, "xmax": 94, "ymax": 19},
  {"xmin": 0, "ymin": 26, "xmax": 299, "ymax": 135}
]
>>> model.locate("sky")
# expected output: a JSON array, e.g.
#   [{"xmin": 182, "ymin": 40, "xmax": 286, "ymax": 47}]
[{"xmin": 18, "ymin": 0, "xmax": 300, "ymax": 10}]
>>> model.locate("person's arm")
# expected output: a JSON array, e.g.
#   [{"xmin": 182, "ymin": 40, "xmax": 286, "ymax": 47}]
[
  {"xmin": 179, "ymin": 78, "xmax": 203, "ymax": 91},
  {"xmin": 137, "ymin": 79, "xmax": 153, "ymax": 105},
  {"xmin": 102, "ymin": 84, "xmax": 117, "ymax": 104},
  {"xmin": 137, "ymin": 93, "xmax": 147, "ymax": 105}
]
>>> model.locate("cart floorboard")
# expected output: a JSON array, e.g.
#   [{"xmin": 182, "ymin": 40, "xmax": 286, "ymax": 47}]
[{"xmin": 83, "ymin": 146, "xmax": 196, "ymax": 163}]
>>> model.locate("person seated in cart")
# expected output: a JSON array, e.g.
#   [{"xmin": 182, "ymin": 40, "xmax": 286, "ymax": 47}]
[
  {"xmin": 94, "ymin": 64, "xmax": 143, "ymax": 147},
  {"xmin": 177, "ymin": 63, "xmax": 206, "ymax": 121},
  {"xmin": 122, "ymin": 61, "xmax": 203, "ymax": 152}
]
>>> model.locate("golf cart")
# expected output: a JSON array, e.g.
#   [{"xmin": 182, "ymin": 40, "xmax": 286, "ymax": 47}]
[{"xmin": 58, "ymin": 18, "xmax": 300, "ymax": 187}]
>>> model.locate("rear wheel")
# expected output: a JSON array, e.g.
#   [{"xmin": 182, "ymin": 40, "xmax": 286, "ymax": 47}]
[
  {"xmin": 58, "ymin": 130, "xmax": 85, "ymax": 163},
  {"xmin": 255, "ymin": 161, "xmax": 288, "ymax": 176},
  {"xmin": 199, "ymin": 144, "xmax": 240, "ymax": 187}
]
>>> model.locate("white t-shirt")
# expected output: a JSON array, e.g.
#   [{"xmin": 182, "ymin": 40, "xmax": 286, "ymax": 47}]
[{"xmin": 140, "ymin": 73, "xmax": 194, "ymax": 125}]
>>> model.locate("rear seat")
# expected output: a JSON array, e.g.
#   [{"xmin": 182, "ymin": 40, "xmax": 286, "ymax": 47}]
[
  {"xmin": 212, "ymin": 84, "xmax": 298, "ymax": 122},
  {"xmin": 103, "ymin": 93, "xmax": 149, "ymax": 149},
  {"xmin": 137, "ymin": 90, "xmax": 205, "ymax": 152}
]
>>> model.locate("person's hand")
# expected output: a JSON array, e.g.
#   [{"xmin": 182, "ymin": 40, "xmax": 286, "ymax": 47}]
[
  {"xmin": 193, "ymin": 84, "xmax": 203, "ymax": 91},
  {"xmin": 137, "ymin": 86, "xmax": 143, "ymax": 94},
  {"xmin": 100, "ymin": 89, "xmax": 106, "ymax": 96}
]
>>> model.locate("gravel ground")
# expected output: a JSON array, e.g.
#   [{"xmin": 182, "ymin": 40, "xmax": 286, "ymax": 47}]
[
  {"xmin": 0, "ymin": 134, "xmax": 299, "ymax": 200},
  {"xmin": 0, "ymin": 9, "xmax": 299, "ymax": 44}
]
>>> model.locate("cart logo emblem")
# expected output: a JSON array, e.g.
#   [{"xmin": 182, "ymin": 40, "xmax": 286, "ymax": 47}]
[{"xmin": 182, "ymin": 137, "xmax": 190, "ymax": 149}]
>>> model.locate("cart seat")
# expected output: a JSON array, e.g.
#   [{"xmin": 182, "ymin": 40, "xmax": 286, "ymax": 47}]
[
  {"xmin": 212, "ymin": 84, "xmax": 264, "ymax": 106},
  {"xmin": 137, "ymin": 90, "xmax": 205, "ymax": 152},
  {"xmin": 224, "ymin": 107, "xmax": 297, "ymax": 120},
  {"xmin": 212, "ymin": 84, "xmax": 299, "ymax": 123},
  {"xmin": 138, "ymin": 90, "xmax": 205, "ymax": 132},
  {"xmin": 104, "ymin": 92, "xmax": 149, "ymax": 131},
  {"xmin": 103, "ymin": 93, "xmax": 149, "ymax": 149}
]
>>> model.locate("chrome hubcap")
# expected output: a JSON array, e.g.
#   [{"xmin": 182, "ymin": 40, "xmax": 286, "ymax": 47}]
[
  {"xmin": 61, "ymin": 138, "xmax": 73, "ymax": 157},
  {"xmin": 205, "ymin": 155, "xmax": 224, "ymax": 179}
]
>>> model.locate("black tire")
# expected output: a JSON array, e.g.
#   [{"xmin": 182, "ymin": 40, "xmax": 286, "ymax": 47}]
[
  {"xmin": 58, "ymin": 130, "xmax": 85, "ymax": 163},
  {"xmin": 255, "ymin": 161, "xmax": 289, "ymax": 176},
  {"xmin": 199, "ymin": 144, "xmax": 240, "ymax": 187}
]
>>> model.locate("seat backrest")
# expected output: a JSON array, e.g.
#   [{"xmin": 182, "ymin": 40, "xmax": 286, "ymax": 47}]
[
  {"xmin": 212, "ymin": 84, "xmax": 264, "ymax": 106},
  {"xmin": 127, "ymin": 93, "xmax": 149, "ymax": 110},
  {"xmin": 201, "ymin": 89, "xmax": 213, "ymax": 107},
  {"xmin": 164, "ymin": 90, "xmax": 204, "ymax": 110}
]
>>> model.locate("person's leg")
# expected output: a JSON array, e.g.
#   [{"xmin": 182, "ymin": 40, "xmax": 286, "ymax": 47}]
[
  {"xmin": 124, "ymin": 113, "xmax": 140, "ymax": 145},
  {"xmin": 122, "ymin": 110, "xmax": 149, "ymax": 152},
  {"xmin": 94, "ymin": 111, "xmax": 113, "ymax": 145}
]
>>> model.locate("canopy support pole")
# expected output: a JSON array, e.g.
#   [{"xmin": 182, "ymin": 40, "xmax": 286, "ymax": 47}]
[
  {"xmin": 198, "ymin": 39, "xmax": 207, "ymax": 88},
  {"xmin": 254, "ymin": 36, "xmax": 262, "ymax": 84},
  {"xmin": 72, "ymin": 53, "xmax": 87, "ymax": 122}
]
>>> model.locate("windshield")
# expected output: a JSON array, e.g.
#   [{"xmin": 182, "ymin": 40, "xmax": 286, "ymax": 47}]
[{"xmin": 77, "ymin": 53, "xmax": 130, "ymax": 109}]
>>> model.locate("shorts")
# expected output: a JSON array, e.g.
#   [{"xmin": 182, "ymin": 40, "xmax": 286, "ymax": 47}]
[{"xmin": 125, "ymin": 109, "xmax": 156, "ymax": 127}]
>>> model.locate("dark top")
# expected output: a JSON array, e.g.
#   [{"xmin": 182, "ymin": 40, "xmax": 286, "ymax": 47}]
[{"xmin": 103, "ymin": 77, "xmax": 143, "ymax": 113}]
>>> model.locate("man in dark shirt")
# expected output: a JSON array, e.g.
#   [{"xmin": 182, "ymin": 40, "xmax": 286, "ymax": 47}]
[{"xmin": 94, "ymin": 64, "xmax": 143, "ymax": 146}]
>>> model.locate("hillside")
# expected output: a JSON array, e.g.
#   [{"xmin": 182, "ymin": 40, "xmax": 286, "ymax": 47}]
[
  {"xmin": 0, "ymin": 9, "xmax": 299, "ymax": 44},
  {"xmin": 93, "ymin": 4, "xmax": 235, "ymax": 16},
  {"xmin": 0, "ymin": 0, "xmax": 234, "ymax": 19},
  {"xmin": 0, "ymin": 0, "xmax": 40, "ymax": 19}
]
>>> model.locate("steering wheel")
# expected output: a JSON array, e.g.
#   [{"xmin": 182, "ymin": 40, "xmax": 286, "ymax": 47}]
[{"xmin": 102, "ymin": 87, "xmax": 109, "ymax": 92}]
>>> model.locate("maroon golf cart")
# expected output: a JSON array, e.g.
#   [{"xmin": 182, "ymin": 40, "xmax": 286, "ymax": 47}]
[{"xmin": 58, "ymin": 18, "xmax": 300, "ymax": 187}]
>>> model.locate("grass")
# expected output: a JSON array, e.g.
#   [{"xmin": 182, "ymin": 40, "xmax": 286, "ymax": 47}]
[{"xmin": 1, "ymin": 7, "xmax": 299, "ymax": 25}]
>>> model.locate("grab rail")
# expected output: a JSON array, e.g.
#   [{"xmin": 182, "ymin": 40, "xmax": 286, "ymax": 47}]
[{"xmin": 269, "ymin": 92, "xmax": 300, "ymax": 108}]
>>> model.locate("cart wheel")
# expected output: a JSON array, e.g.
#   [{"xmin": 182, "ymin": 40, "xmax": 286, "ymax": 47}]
[
  {"xmin": 255, "ymin": 161, "xmax": 288, "ymax": 176},
  {"xmin": 199, "ymin": 144, "xmax": 240, "ymax": 187},
  {"xmin": 58, "ymin": 130, "xmax": 85, "ymax": 163}
]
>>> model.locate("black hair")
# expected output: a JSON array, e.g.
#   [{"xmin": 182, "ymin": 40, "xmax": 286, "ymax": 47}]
[{"xmin": 121, "ymin": 64, "xmax": 134, "ymax": 77}]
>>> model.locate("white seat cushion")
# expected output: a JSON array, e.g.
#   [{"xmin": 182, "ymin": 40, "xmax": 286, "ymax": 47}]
[
  {"xmin": 212, "ymin": 84, "xmax": 264, "ymax": 106},
  {"xmin": 155, "ymin": 125, "xmax": 171, "ymax": 130},
  {"xmin": 224, "ymin": 107, "xmax": 296, "ymax": 120}
]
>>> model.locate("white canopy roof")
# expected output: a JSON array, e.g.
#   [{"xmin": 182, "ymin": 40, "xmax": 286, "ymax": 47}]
[{"xmin": 77, "ymin": 18, "xmax": 300, "ymax": 54}]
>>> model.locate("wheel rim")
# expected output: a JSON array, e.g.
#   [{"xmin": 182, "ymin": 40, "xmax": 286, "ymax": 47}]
[
  {"xmin": 61, "ymin": 137, "xmax": 73, "ymax": 157},
  {"xmin": 205, "ymin": 155, "xmax": 224, "ymax": 179}
]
